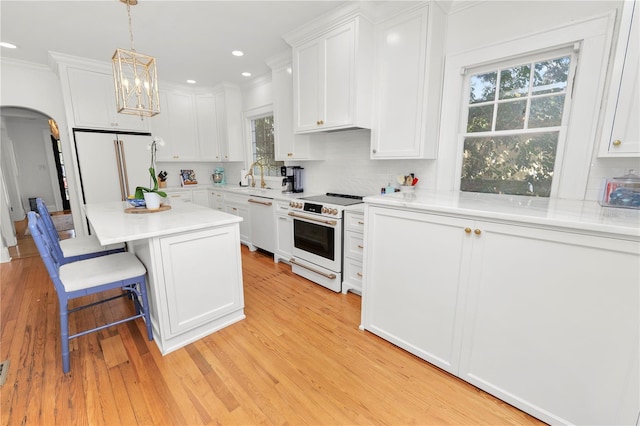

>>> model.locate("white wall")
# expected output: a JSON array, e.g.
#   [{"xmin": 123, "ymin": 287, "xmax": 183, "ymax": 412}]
[{"xmin": 3, "ymin": 115, "xmax": 58, "ymax": 213}]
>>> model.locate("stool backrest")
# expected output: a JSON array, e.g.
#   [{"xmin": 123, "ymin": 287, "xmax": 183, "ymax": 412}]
[
  {"xmin": 27, "ymin": 211, "xmax": 64, "ymax": 294},
  {"xmin": 35, "ymin": 198, "xmax": 65, "ymax": 260}
]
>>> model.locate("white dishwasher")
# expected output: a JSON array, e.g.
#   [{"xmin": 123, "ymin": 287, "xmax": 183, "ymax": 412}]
[{"xmin": 248, "ymin": 196, "xmax": 275, "ymax": 253}]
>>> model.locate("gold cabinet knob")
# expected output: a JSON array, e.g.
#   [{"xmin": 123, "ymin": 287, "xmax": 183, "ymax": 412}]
[
  {"xmin": 612, "ymin": 139, "xmax": 622, "ymax": 146},
  {"xmin": 316, "ymin": 120, "xmax": 324, "ymax": 125},
  {"xmin": 474, "ymin": 229, "xmax": 482, "ymax": 235},
  {"xmin": 464, "ymin": 227, "xmax": 472, "ymax": 234},
  {"xmin": 287, "ymin": 153, "xmax": 293, "ymax": 157}
]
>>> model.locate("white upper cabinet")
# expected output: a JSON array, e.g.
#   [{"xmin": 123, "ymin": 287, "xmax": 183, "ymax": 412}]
[
  {"xmin": 195, "ymin": 93, "xmax": 220, "ymax": 161},
  {"xmin": 214, "ymin": 83, "xmax": 244, "ymax": 162},
  {"xmin": 152, "ymin": 89, "xmax": 199, "ymax": 161},
  {"xmin": 284, "ymin": 6, "xmax": 374, "ymax": 133},
  {"xmin": 600, "ymin": 0, "xmax": 639, "ymax": 157},
  {"xmin": 370, "ymin": 3, "xmax": 445, "ymax": 159},
  {"xmin": 65, "ymin": 67, "xmax": 150, "ymax": 132},
  {"xmin": 267, "ymin": 52, "xmax": 313, "ymax": 160}
]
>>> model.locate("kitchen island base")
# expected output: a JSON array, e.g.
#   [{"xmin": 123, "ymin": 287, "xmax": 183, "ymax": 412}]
[{"xmin": 129, "ymin": 224, "xmax": 245, "ymax": 355}]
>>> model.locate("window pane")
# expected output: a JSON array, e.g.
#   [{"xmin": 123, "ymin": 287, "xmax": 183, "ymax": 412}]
[
  {"xmin": 467, "ymin": 105, "xmax": 494, "ymax": 132},
  {"xmin": 495, "ymin": 100, "xmax": 527, "ymax": 131},
  {"xmin": 533, "ymin": 56, "xmax": 570, "ymax": 95},
  {"xmin": 529, "ymin": 95, "xmax": 565, "ymax": 128},
  {"xmin": 469, "ymin": 72, "xmax": 497, "ymax": 104},
  {"xmin": 251, "ymin": 115, "xmax": 283, "ymax": 176},
  {"xmin": 460, "ymin": 132, "xmax": 559, "ymax": 197},
  {"xmin": 499, "ymin": 65, "xmax": 530, "ymax": 100}
]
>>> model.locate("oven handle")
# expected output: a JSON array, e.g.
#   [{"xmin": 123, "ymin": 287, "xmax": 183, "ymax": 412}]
[
  {"xmin": 288, "ymin": 212, "xmax": 337, "ymax": 226},
  {"xmin": 248, "ymin": 198, "xmax": 273, "ymax": 206},
  {"xmin": 289, "ymin": 258, "xmax": 337, "ymax": 279}
]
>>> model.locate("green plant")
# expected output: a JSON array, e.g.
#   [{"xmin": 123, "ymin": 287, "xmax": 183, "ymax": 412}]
[
  {"xmin": 134, "ymin": 137, "xmax": 167, "ymax": 199},
  {"xmin": 134, "ymin": 166, "xmax": 167, "ymax": 199}
]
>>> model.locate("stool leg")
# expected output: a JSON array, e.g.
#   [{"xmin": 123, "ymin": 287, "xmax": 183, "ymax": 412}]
[
  {"xmin": 59, "ymin": 298, "xmax": 71, "ymax": 374},
  {"xmin": 139, "ymin": 277, "xmax": 153, "ymax": 341}
]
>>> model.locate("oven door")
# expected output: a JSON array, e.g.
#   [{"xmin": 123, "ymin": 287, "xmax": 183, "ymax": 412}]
[{"xmin": 289, "ymin": 211, "xmax": 342, "ymax": 273}]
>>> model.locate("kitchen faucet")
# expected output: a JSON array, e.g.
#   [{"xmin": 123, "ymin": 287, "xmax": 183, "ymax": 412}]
[{"xmin": 245, "ymin": 160, "xmax": 266, "ymax": 188}]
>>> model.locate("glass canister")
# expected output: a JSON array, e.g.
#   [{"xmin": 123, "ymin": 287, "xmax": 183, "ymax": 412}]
[{"xmin": 601, "ymin": 170, "xmax": 640, "ymax": 209}]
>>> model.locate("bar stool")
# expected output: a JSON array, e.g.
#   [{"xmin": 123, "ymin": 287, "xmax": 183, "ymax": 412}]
[
  {"xmin": 27, "ymin": 211, "xmax": 153, "ymax": 374},
  {"xmin": 35, "ymin": 198, "xmax": 124, "ymax": 264}
]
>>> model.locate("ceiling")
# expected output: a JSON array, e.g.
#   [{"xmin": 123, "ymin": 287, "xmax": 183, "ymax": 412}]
[{"xmin": 0, "ymin": 0, "xmax": 354, "ymax": 88}]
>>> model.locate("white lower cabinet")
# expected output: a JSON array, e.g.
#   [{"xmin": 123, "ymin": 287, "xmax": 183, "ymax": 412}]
[
  {"xmin": 130, "ymin": 225, "xmax": 244, "ymax": 354},
  {"xmin": 274, "ymin": 200, "xmax": 292, "ymax": 264},
  {"xmin": 164, "ymin": 189, "xmax": 193, "ymax": 204},
  {"xmin": 362, "ymin": 205, "xmax": 639, "ymax": 425},
  {"xmin": 342, "ymin": 210, "xmax": 364, "ymax": 294},
  {"xmin": 192, "ymin": 189, "xmax": 208, "ymax": 207},
  {"xmin": 224, "ymin": 193, "xmax": 251, "ymax": 247},
  {"xmin": 208, "ymin": 189, "xmax": 224, "ymax": 211}
]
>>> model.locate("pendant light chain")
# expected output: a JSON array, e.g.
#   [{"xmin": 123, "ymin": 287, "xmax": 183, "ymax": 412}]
[{"xmin": 126, "ymin": 1, "xmax": 136, "ymax": 52}]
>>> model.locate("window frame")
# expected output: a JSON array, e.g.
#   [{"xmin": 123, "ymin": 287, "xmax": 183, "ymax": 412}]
[
  {"xmin": 243, "ymin": 104, "xmax": 283, "ymax": 177},
  {"xmin": 459, "ymin": 46, "xmax": 578, "ymax": 197},
  {"xmin": 436, "ymin": 12, "xmax": 616, "ymax": 200}
]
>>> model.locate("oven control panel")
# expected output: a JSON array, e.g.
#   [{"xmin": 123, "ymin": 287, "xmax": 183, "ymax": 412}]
[{"xmin": 289, "ymin": 201, "xmax": 340, "ymax": 216}]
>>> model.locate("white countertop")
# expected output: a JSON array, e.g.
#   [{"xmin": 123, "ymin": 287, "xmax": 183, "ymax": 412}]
[
  {"xmin": 164, "ymin": 184, "xmax": 319, "ymax": 201},
  {"xmin": 364, "ymin": 190, "xmax": 640, "ymax": 239},
  {"xmin": 84, "ymin": 200, "xmax": 242, "ymax": 245}
]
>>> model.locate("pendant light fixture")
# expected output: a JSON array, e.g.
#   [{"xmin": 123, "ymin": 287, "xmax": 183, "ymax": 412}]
[{"xmin": 112, "ymin": 0, "xmax": 160, "ymax": 117}]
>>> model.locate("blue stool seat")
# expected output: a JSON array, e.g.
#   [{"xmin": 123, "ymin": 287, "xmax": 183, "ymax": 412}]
[
  {"xmin": 27, "ymin": 211, "xmax": 153, "ymax": 374},
  {"xmin": 35, "ymin": 198, "xmax": 125, "ymax": 264}
]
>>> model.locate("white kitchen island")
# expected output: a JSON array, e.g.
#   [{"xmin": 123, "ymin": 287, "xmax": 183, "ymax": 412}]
[{"xmin": 84, "ymin": 200, "xmax": 245, "ymax": 355}]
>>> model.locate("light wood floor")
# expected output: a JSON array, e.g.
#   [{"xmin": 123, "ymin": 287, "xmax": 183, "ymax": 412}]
[{"xmin": 1, "ymin": 236, "xmax": 545, "ymax": 425}]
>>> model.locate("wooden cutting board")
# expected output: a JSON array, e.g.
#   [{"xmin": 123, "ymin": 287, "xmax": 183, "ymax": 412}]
[{"xmin": 124, "ymin": 205, "xmax": 172, "ymax": 214}]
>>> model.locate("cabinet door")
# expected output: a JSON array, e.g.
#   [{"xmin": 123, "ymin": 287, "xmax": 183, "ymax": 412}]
[
  {"xmin": 371, "ymin": 7, "xmax": 428, "ymax": 159},
  {"xmin": 67, "ymin": 68, "xmax": 149, "ymax": 132},
  {"xmin": 195, "ymin": 93, "xmax": 221, "ymax": 161},
  {"xmin": 214, "ymin": 85, "xmax": 244, "ymax": 162},
  {"xmin": 153, "ymin": 91, "xmax": 198, "ymax": 161},
  {"xmin": 293, "ymin": 40, "xmax": 322, "ymax": 132},
  {"xmin": 225, "ymin": 202, "xmax": 251, "ymax": 245},
  {"xmin": 459, "ymin": 222, "xmax": 640, "ymax": 425},
  {"xmin": 323, "ymin": 22, "xmax": 355, "ymax": 128},
  {"xmin": 159, "ymin": 226, "xmax": 244, "ymax": 336},
  {"xmin": 362, "ymin": 207, "xmax": 470, "ymax": 374},
  {"xmin": 600, "ymin": 0, "xmax": 639, "ymax": 156},
  {"xmin": 271, "ymin": 62, "xmax": 310, "ymax": 160},
  {"xmin": 192, "ymin": 189, "xmax": 208, "ymax": 207}
]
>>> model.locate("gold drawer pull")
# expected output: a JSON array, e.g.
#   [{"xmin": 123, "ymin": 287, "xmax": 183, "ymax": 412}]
[
  {"xmin": 357, "ymin": 244, "xmax": 364, "ymax": 249},
  {"xmin": 357, "ymin": 221, "xmax": 365, "ymax": 225},
  {"xmin": 612, "ymin": 139, "xmax": 622, "ymax": 146},
  {"xmin": 357, "ymin": 272, "xmax": 363, "ymax": 277}
]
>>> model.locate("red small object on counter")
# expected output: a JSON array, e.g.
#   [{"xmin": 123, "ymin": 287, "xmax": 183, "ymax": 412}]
[{"xmin": 412, "ymin": 177, "xmax": 419, "ymax": 186}]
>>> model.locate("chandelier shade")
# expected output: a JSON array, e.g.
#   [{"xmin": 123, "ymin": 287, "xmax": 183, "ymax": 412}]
[
  {"xmin": 112, "ymin": 0, "xmax": 160, "ymax": 117},
  {"xmin": 112, "ymin": 48, "xmax": 160, "ymax": 117}
]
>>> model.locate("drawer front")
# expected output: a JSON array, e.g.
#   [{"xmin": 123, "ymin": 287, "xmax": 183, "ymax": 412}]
[
  {"xmin": 343, "ymin": 257, "xmax": 363, "ymax": 287},
  {"xmin": 345, "ymin": 212, "xmax": 365, "ymax": 233},
  {"xmin": 344, "ymin": 231, "xmax": 364, "ymax": 260},
  {"xmin": 275, "ymin": 200, "xmax": 291, "ymax": 216}
]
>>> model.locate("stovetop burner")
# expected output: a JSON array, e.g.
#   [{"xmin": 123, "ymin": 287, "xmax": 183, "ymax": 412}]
[{"xmin": 299, "ymin": 193, "xmax": 364, "ymax": 206}]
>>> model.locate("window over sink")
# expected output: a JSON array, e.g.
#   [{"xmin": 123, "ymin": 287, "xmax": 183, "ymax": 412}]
[{"xmin": 249, "ymin": 113, "xmax": 283, "ymax": 177}]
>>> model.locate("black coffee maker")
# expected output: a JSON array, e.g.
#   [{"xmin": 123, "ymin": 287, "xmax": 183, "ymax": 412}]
[{"xmin": 281, "ymin": 166, "xmax": 304, "ymax": 193}]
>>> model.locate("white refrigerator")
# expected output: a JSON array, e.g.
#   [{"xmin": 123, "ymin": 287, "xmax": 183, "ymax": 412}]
[{"xmin": 74, "ymin": 130, "xmax": 153, "ymax": 204}]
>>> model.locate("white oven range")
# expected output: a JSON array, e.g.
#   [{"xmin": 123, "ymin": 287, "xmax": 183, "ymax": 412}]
[{"xmin": 288, "ymin": 193, "xmax": 364, "ymax": 292}]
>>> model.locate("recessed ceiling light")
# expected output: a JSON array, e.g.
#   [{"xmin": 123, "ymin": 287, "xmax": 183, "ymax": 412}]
[
  {"xmin": 232, "ymin": 50, "xmax": 244, "ymax": 57},
  {"xmin": 242, "ymin": 72, "xmax": 252, "ymax": 77},
  {"xmin": 0, "ymin": 42, "xmax": 17, "ymax": 49},
  {"xmin": 186, "ymin": 79, "xmax": 196, "ymax": 84}
]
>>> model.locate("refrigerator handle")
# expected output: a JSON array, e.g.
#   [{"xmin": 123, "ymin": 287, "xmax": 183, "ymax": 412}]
[
  {"xmin": 114, "ymin": 140, "xmax": 127, "ymax": 201},
  {"xmin": 118, "ymin": 140, "xmax": 132, "ymax": 200}
]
